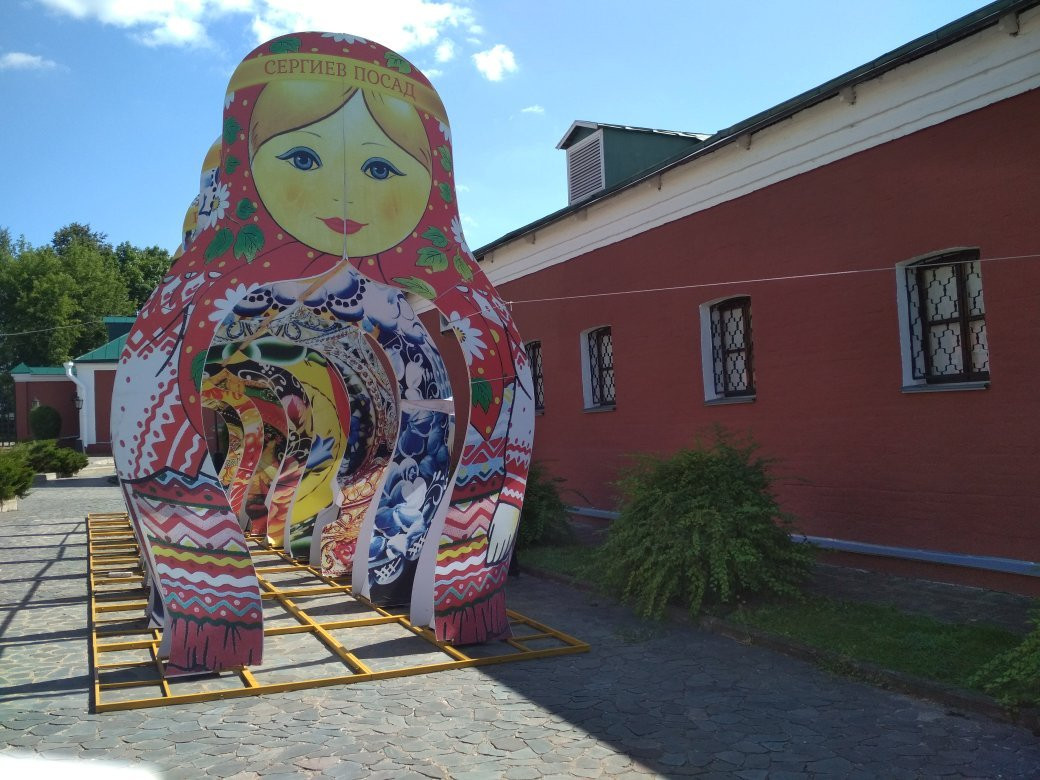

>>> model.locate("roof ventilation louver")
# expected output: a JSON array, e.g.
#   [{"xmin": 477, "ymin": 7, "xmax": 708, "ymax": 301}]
[{"xmin": 566, "ymin": 131, "xmax": 605, "ymax": 204}]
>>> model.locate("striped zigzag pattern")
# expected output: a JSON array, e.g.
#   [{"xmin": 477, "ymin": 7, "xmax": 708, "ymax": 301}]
[
  {"xmin": 434, "ymin": 535, "xmax": 510, "ymax": 643},
  {"xmin": 441, "ymin": 497, "xmax": 496, "ymax": 541}
]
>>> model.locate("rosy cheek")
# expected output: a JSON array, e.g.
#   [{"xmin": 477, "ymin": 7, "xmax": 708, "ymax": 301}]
[
  {"xmin": 377, "ymin": 193, "xmax": 405, "ymax": 225},
  {"xmin": 281, "ymin": 182, "xmax": 310, "ymax": 209}
]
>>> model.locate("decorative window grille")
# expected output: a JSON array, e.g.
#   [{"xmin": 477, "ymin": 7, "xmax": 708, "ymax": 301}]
[
  {"xmin": 586, "ymin": 326, "xmax": 615, "ymax": 407},
  {"xmin": 905, "ymin": 250, "xmax": 988, "ymax": 383},
  {"xmin": 710, "ymin": 297, "xmax": 755, "ymax": 396},
  {"xmin": 566, "ymin": 132, "xmax": 605, "ymax": 204},
  {"xmin": 525, "ymin": 341, "xmax": 545, "ymax": 411}
]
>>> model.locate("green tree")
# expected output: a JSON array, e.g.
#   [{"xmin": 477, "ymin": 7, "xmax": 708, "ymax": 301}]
[
  {"xmin": 0, "ymin": 245, "xmax": 80, "ymax": 367},
  {"xmin": 51, "ymin": 222, "xmax": 111, "ymax": 257},
  {"xmin": 57, "ymin": 239, "xmax": 134, "ymax": 357},
  {"xmin": 114, "ymin": 241, "xmax": 171, "ymax": 309},
  {"xmin": 0, "ymin": 223, "xmax": 134, "ymax": 369},
  {"xmin": 0, "ymin": 228, "xmax": 13, "ymax": 263}
]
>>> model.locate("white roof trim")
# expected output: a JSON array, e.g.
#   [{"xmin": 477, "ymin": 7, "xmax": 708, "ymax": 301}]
[{"xmin": 478, "ymin": 7, "xmax": 1040, "ymax": 289}]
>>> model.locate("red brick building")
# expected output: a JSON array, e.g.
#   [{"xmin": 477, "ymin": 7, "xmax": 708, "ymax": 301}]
[
  {"xmin": 424, "ymin": 1, "xmax": 1040, "ymax": 595},
  {"xmin": 12, "ymin": 316, "xmax": 134, "ymax": 454},
  {"xmin": 13, "ymin": 2, "xmax": 1038, "ymax": 595}
]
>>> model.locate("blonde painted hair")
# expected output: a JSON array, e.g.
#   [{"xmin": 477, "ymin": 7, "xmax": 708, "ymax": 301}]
[{"xmin": 249, "ymin": 80, "xmax": 432, "ymax": 175}]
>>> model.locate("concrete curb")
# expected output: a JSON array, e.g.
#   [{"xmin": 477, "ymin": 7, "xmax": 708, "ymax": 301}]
[{"xmin": 518, "ymin": 563, "xmax": 1040, "ymax": 736}]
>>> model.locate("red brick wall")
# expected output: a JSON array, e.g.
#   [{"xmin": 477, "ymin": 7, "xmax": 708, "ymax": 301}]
[
  {"xmin": 15, "ymin": 379, "xmax": 78, "ymax": 444},
  {"xmin": 92, "ymin": 370, "xmax": 116, "ymax": 453},
  {"xmin": 490, "ymin": 88, "xmax": 1040, "ymax": 595}
]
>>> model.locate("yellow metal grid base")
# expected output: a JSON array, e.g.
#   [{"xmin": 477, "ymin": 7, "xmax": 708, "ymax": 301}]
[{"xmin": 87, "ymin": 513, "xmax": 589, "ymax": 712}]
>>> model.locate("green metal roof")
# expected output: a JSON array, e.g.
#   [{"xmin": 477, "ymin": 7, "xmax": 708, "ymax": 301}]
[
  {"xmin": 475, "ymin": 0, "xmax": 1038, "ymax": 258},
  {"xmin": 103, "ymin": 315, "xmax": 137, "ymax": 342},
  {"xmin": 9, "ymin": 363, "xmax": 69, "ymax": 376},
  {"xmin": 75, "ymin": 333, "xmax": 128, "ymax": 363}
]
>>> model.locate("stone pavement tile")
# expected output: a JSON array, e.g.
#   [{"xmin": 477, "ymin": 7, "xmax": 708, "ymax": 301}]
[{"xmin": 3, "ymin": 483, "xmax": 1040, "ymax": 778}]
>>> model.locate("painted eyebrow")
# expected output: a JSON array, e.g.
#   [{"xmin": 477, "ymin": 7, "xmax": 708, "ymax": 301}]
[{"xmin": 361, "ymin": 142, "xmax": 388, "ymax": 147}]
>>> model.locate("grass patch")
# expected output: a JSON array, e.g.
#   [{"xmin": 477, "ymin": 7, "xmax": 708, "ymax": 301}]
[
  {"xmin": 729, "ymin": 596, "xmax": 1022, "ymax": 690},
  {"xmin": 519, "ymin": 544, "xmax": 601, "ymax": 584}
]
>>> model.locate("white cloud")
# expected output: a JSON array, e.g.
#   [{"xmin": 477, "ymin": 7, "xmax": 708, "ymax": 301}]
[
  {"xmin": 0, "ymin": 52, "xmax": 59, "ymax": 70},
  {"xmin": 36, "ymin": 0, "xmax": 478, "ymax": 52},
  {"xmin": 521, "ymin": 105, "xmax": 544, "ymax": 115},
  {"xmin": 472, "ymin": 43, "xmax": 517, "ymax": 81},
  {"xmin": 435, "ymin": 39, "xmax": 455, "ymax": 62}
]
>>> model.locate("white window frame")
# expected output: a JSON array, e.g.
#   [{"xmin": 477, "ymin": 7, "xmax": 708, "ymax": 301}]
[
  {"xmin": 895, "ymin": 247, "xmax": 989, "ymax": 393},
  {"xmin": 699, "ymin": 295, "xmax": 756, "ymax": 404},
  {"xmin": 524, "ymin": 340, "xmax": 545, "ymax": 413},
  {"xmin": 579, "ymin": 325, "xmax": 615, "ymax": 411}
]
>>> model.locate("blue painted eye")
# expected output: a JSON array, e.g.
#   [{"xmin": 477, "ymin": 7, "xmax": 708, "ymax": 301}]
[
  {"xmin": 276, "ymin": 146, "xmax": 322, "ymax": 171},
  {"xmin": 361, "ymin": 157, "xmax": 404, "ymax": 181}
]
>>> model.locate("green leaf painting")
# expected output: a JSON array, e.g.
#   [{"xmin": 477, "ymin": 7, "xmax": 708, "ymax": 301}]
[
  {"xmin": 416, "ymin": 246, "xmax": 448, "ymax": 272},
  {"xmin": 225, "ymin": 155, "xmax": 240, "ymax": 175},
  {"xmin": 204, "ymin": 228, "xmax": 234, "ymax": 263},
  {"xmin": 471, "ymin": 378, "xmax": 492, "ymax": 413},
  {"xmin": 190, "ymin": 351, "xmax": 207, "ymax": 391},
  {"xmin": 236, "ymin": 199, "xmax": 257, "ymax": 220},
  {"xmin": 222, "ymin": 116, "xmax": 241, "ymax": 145},
  {"xmin": 438, "ymin": 182, "xmax": 453, "ymax": 204},
  {"xmin": 392, "ymin": 276, "xmax": 436, "ymax": 300},
  {"xmin": 422, "ymin": 226, "xmax": 448, "ymax": 248},
  {"xmin": 384, "ymin": 52, "xmax": 412, "ymax": 73},
  {"xmin": 438, "ymin": 145, "xmax": 452, "ymax": 173},
  {"xmin": 453, "ymin": 253, "xmax": 473, "ymax": 281},
  {"xmin": 233, "ymin": 225, "xmax": 265, "ymax": 263},
  {"xmin": 271, "ymin": 37, "xmax": 301, "ymax": 54}
]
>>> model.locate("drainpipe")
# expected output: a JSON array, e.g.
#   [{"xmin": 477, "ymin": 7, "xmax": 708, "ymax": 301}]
[
  {"xmin": 566, "ymin": 505, "xmax": 1040, "ymax": 578},
  {"xmin": 63, "ymin": 361, "xmax": 88, "ymax": 453}
]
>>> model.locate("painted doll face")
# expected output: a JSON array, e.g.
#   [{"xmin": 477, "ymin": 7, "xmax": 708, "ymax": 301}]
[{"xmin": 252, "ymin": 92, "xmax": 432, "ymax": 257}]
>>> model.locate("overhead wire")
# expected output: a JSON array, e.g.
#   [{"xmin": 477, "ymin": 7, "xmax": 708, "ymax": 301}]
[
  {"xmin": 502, "ymin": 252, "xmax": 1040, "ymax": 307},
  {"xmin": 0, "ymin": 252, "xmax": 1036, "ymax": 339}
]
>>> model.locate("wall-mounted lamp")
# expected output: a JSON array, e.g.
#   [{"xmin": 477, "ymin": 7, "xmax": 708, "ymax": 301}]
[{"xmin": 72, "ymin": 392, "xmax": 83, "ymax": 411}]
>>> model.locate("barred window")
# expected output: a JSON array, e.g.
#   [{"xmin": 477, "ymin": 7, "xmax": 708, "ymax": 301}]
[
  {"xmin": 582, "ymin": 326, "xmax": 615, "ymax": 408},
  {"xmin": 709, "ymin": 297, "xmax": 755, "ymax": 397},
  {"xmin": 904, "ymin": 250, "xmax": 988, "ymax": 384},
  {"xmin": 525, "ymin": 341, "xmax": 545, "ymax": 412}
]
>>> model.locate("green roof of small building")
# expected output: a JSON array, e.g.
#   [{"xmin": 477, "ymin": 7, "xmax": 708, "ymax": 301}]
[
  {"xmin": 75, "ymin": 333, "xmax": 128, "ymax": 363},
  {"xmin": 10, "ymin": 363, "xmax": 69, "ymax": 376},
  {"xmin": 103, "ymin": 315, "xmax": 137, "ymax": 342}
]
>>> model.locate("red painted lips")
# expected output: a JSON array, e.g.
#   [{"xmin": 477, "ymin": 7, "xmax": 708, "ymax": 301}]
[{"xmin": 321, "ymin": 217, "xmax": 366, "ymax": 235}]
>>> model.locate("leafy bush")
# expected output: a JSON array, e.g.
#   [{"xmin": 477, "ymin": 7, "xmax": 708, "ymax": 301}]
[
  {"xmin": 970, "ymin": 609, "xmax": 1040, "ymax": 709},
  {"xmin": 595, "ymin": 431, "xmax": 815, "ymax": 619},
  {"xmin": 17, "ymin": 439, "xmax": 89, "ymax": 477},
  {"xmin": 517, "ymin": 461, "xmax": 575, "ymax": 549},
  {"xmin": 0, "ymin": 447, "xmax": 34, "ymax": 501},
  {"xmin": 28, "ymin": 404, "xmax": 61, "ymax": 440}
]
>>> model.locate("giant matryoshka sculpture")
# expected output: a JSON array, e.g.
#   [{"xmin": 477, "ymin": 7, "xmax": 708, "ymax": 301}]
[{"xmin": 112, "ymin": 32, "xmax": 534, "ymax": 675}]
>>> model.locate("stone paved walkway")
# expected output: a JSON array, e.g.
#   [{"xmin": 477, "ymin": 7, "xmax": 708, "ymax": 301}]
[{"xmin": 2, "ymin": 476, "xmax": 1039, "ymax": 778}]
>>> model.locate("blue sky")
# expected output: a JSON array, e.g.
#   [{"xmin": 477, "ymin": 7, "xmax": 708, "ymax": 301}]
[{"xmin": 1, "ymin": 0, "xmax": 986, "ymax": 254}]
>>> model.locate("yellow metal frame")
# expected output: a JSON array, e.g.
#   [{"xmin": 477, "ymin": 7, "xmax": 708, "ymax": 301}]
[{"xmin": 87, "ymin": 513, "xmax": 589, "ymax": 712}]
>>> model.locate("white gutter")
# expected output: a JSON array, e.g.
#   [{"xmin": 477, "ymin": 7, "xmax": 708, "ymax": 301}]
[{"xmin": 63, "ymin": 361, "xmax": 88, "ymax": 452}]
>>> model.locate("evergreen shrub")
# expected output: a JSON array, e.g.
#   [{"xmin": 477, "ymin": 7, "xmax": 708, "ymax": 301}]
[
  {"xmin": 971, "ymin": 609, "xmax": 1040, "ymax": 709},
  {"xmin": 18, "ymin": 439, "xmax": 89, "ymax": 477},
  {"xmin": 28, "ymin": 404, "xmax": 61, "ymax": 440},
  {"xmin": 517, "ymin": 461, "xmax": 575, "ymax": 549},
  {"xmin": 596, "ymin": 431, "xmax": 815, "ymax": 618},
  {"xmin": 0, "ymin": 447, "xmax": 34, "ymax": 501}
]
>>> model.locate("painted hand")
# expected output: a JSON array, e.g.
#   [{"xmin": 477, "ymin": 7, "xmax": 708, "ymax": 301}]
[{"xmin": 485, "ymin": 503, "xmax": 520, "ymax": 565}]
